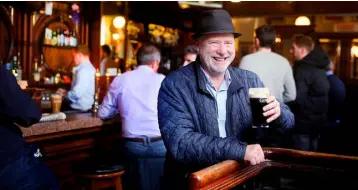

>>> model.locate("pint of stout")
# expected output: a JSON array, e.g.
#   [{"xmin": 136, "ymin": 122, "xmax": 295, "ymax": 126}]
[{"xmin": 249, "ymin": 88, "xmax": 270, "ymax": 128}]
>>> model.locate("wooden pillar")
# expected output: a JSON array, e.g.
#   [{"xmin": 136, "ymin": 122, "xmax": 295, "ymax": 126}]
[
  {"xmin": 84, "ymin": 1, "xmax": 102, "ymax": 68},
  {"xmin": 340, "ymin": 39, "xmax": 352, "ymax": 82}
]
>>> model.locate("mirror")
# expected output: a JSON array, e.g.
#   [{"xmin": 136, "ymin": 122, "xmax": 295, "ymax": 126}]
[{"xmin": 0, "ymin": 5, "xmax": 14, "ymax": 64}]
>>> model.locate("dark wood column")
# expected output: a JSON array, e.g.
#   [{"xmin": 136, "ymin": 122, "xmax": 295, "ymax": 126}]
[
  {"xmin": 340, "ymin": 39, "xmax": 353, "ymax": 82},
  {"xmin": 82, "ymin": 1, "xmax": 102, "ymax": 69}
]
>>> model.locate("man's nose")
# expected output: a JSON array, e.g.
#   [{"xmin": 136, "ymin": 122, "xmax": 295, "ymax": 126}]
[{"xmin": 216, "ymin": 44, "xmax": 227, "ymax": 56}]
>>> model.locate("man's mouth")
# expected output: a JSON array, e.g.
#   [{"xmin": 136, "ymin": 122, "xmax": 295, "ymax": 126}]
[{"xmin": 213, "ymin": 57, "xmax": 228, "ymax": 62}]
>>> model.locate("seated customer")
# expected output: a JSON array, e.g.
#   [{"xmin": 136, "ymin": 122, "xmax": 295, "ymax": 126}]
[
  {"xmin": 0, "ymin": 65, "xmax": 60, "ymax": 189},
  {"xmin": 56, "ymin": 45, "xmax": 96, "ymax": 112}
]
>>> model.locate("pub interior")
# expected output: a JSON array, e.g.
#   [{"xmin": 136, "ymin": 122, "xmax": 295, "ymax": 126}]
[{"xmin": 2, "ymin": 1, "xmax": 358, "ymax": 190}]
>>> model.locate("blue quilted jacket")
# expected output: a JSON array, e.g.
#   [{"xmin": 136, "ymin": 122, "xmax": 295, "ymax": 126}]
[{"xmin": 158, "ymin": 61, "xmax": 294, "ymax": 189}]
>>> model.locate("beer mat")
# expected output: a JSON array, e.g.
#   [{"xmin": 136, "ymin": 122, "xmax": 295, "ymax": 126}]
[{"xmin": 40, "ymin": 112, "xmax": 66, "ymax": 122}]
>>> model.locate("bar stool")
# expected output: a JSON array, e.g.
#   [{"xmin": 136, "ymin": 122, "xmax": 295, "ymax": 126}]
[{"xmin": 75, "ymin": 159, "xmax": 125, "ymax": 190}]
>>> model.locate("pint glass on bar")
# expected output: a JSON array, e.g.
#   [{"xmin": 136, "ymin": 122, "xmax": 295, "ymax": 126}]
[{"xmin": 249, "ymin": 88, "xmax": 270, "ymax": 128}]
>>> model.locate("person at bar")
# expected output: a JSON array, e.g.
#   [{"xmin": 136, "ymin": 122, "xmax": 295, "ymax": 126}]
[
  {"xmin": 100, "ymin": 44, "xmax": 117, "ymax": 76},
  {"xmin": 157, "ymin": 9, "xmax": 294, "ymax": 190},
  {"xmin": 98, "ymin": 44, "xmax": 166, "ymax": 190},
  {"xmin": 289, "ymin": 35, "xmax": 329, "ymax": 151},
  {"xmin": 0, "ymin": 65, "xmax": 60, "ymax": 189},
  {"xmin": 239, "ymin": 25, "xmax": 296, "ymax": 104},
  {"xmin": 182, "ymin": 45, "xmax": 198, "ymax": 67},
  {"xmin": 56, "ymin": 45, "xmax": 96, "ymax": 112}
]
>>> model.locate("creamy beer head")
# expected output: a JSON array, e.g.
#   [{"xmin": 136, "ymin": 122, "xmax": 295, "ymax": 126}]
[
  {"xmin": 51, "ymin": 94, "xmax": 62, "ymax": 100},
  {"xmin": 249, "ymin": 88, "xmax": 270, "ymax": 99}
]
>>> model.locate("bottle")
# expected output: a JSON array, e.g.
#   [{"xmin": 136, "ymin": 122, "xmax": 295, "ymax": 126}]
[
  {"xmin": 55, "ymin": 73, "xmax": 61, "ymax": 84},
  {"xmin": 117, "ymin": 69, "xmax": 122, "ymax": 76},
  {"xmin": 12, "ymin": 55, "xmax": 18, "ymax": 78},
  {"xmin": 69, "ymin": 31, "xmax": 73, "ymax": 46},
  {"xmin": 39, "ymin": 54, "xmax": 46, "ymax": 81},
  {"xmin": 16, "ymin": 52, "xmax": 22, "ymax": 80},
  {"xmin": 60, "ymin": 29, "xmax": 65, "ymax": 46},
  {"xmin": 52, "ymin": 30, "xmax": 57, "ymax": 45},
  {"xmin": 57, "ymin": 28, "xmax": 61, "ymax": 46},
  {"xmin": 33, "ymin": 58, "xmax": 40, "ymax": 82},
  {"xmin": 17, "ymin": 64, "xmax": 22, "ymax": 81},
  {"xmin": 65, "ymin": 30, "xmax": 70, "ymax": 46},
  {"xmin": 72, "ymin": 29, "xmax": 77, "ymax": 46}
]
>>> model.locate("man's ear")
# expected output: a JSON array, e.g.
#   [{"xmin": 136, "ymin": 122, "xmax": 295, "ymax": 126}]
[{"xmin": 254, "ymin": 37, "xmax": 260, "ymax": 47}]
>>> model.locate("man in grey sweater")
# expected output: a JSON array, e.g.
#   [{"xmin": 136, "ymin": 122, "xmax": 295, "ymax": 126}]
[{"xmin": 239, "ymin": 25, "xmax": 296, "ymax": 103}]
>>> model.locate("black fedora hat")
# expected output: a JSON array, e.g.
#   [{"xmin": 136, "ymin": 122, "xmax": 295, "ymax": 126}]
[{"xmin": 192, "ymin": 9, "xmax": 241, "ymax": 39}]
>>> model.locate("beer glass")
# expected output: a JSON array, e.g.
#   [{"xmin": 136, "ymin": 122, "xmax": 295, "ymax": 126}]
[
  {"xmin": 51, "ymin": 94, "xmax": 62, "ymax": 113},
  {"xmin": 249, "ymin": 88, "xmax": 270, "ymax": 128}
]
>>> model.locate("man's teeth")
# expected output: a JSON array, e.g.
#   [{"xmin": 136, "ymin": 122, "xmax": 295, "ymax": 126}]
[{"xmin": 214, "ymin": 58, "xmax": 225, "ymax": 61}]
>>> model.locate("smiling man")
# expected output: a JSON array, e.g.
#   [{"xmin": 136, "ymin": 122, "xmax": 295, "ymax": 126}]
[{"xmin": 158, "ymin": 9, "xmax": 294, "ymax": 190}]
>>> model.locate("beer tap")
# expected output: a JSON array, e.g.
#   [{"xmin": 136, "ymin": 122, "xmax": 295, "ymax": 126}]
[{"xmin": 92, "ymin": 87, "xmax": 100, "ymax": 113}]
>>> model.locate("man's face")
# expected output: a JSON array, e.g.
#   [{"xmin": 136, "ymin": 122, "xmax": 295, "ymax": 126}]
[
  {"xmin": 198, "ymin": 33, "xmax": 235, "ymax": 76},
  {"xmin": 183, "ymin": 53, "xmax": 197, "ymax": 66},
  {"xmin": 73, "ymin": 52, "xmax": 82, "ymax": 66},
  {"xmin": 290, "ymin": 43, "xmax": 303, "ymax": 61}
]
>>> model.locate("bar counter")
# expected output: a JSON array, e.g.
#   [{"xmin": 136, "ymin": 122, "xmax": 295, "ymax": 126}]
[
  {"xmin": 23, "ymin": 113, "xmax": 104, "ymax": 141},
  {"xmin": 22, "ymin": 112, "xmax": 122, "ymax": 189}
]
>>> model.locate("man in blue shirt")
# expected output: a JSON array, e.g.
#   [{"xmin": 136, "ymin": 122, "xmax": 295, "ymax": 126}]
[{"xmin": 57, "ymin": 45, "xmax": 95, "ymax": 111}]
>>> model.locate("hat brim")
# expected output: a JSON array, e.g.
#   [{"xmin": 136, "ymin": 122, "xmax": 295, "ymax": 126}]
[{"xmin": 192, "ymin": 31, "xmax": 241, "ymax": 40}]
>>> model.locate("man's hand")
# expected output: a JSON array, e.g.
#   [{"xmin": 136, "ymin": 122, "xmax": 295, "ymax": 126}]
[
  {"xmin": 244, "ymin": 144, "xmax": 265, "ymax": 165},
  {"xmin": 263, "ymin": 96, "xmax": 281, "ymax": 123}
]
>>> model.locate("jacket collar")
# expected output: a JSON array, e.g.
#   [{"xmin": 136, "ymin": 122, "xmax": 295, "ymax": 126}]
[{"xmin": 194, "ymin": 59, "xmax": 245, "ymax": 96}]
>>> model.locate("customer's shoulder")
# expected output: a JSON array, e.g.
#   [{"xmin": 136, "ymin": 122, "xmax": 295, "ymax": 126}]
[
  {"xmin": 230, "ymin": 66, "xmax": 260, "ymax": 80},
  {"xmin": 162, "ymin": 63, "xmax": 195, "ymax": 84}
]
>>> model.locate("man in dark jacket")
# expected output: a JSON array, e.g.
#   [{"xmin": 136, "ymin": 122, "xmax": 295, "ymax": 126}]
[
  {"xmin": 0, "ymin": 65, "xmax": 60, "ymax": 189},
  {"xmin": 325, "ymin": 60, "xmax": 346, "ymax": 126},
  {"xmin": 289, "ymin": 34, "xmax": 330, "ymax": 151},
  {"xmin": 158, "ymin": 10, "xmax": 294, "ymax": 190}
]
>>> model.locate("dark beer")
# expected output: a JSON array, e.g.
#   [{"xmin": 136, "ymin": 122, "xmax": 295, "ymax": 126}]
[{"xmin": 249, "ymin": 88, "xmax": 270, "ymax": 128}]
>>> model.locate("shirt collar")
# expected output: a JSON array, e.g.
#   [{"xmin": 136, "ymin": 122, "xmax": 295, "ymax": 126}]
[
  {"xmin": 326, "ymin": 71, "xmax": 333, "ymax": 76},
  {"xmin": 137, "ymin": 65, "xmax": 154, "ymax": 72},
  {"xmin": 199, "ymin": 65, "xmax": 232, "ymax": 90},
  {"xmin": 77, "ymin": 60, "xmax": 91, "ymax": 70}
]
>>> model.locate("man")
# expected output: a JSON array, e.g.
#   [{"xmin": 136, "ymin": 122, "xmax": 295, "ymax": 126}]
[
  {"xmin": 319, "ymin": 60, "xmax": 346, "ymax": 152},
  {"xmin": 158, "ymin": 10, "xmax": 294, "ymax": 189},
  {"xmin": 57, "ymin": 45, "xmax": 95, "ymax": 112},
  {"xmin": 98, "ymin": 44, "xmax": 166, "ymax": 190},
  {"xmin": 100, "ymin": 44, "xmax": 117, "ymax": 76},
  {"xmin": 289, "ymin": 35, "xmax": 330, "ymax": 151},
  {"xmin": 239, "ymin": 25, "xmax": 296, "ymax": 104},
  {"xmin": 0, "ymin": 65, "xmax": 60, "ymax": 189},
  {"xmin": 183, "ymin": 45, "xmax": 198, "ymax": 67},
  {"xmin": 325, "ymin": 60, "xmax": 346, "ymax": 126}
]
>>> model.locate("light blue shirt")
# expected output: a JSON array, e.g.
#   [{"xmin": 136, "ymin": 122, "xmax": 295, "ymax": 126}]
[
  {"xmin": 67, "ymin": 60, "xmax": 95, "ymax": 111},
  {"xmin": 98, "ymin": 65, "xmax": 165, "ymax": 138},
  {"xmin": 201, "ymin": 66, "xmax": 232, "ymax": 138}
]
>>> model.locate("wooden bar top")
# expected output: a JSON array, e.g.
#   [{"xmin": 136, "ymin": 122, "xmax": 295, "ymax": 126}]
[{"xmin": 22, "ymin": 112, "xmax": 107, "ymax": 141}]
